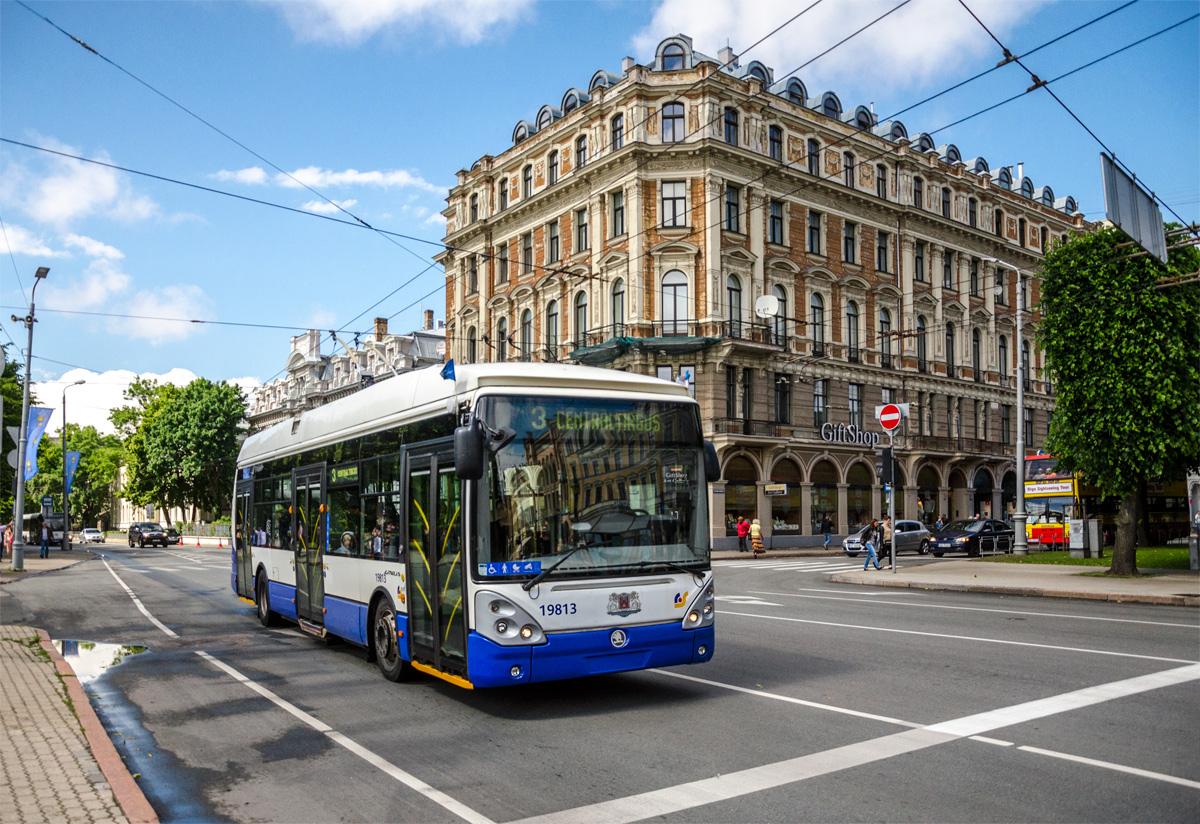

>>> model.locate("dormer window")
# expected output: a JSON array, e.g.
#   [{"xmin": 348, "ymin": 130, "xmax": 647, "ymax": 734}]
[
  {"xmin": 749, "ymin": 65, "xmax": 767, "ymax": 85},
  {"xmin": 662, "ymin": 43, "xmax": 685, "ymax": 70},
  {"xmin": 786, "ymin": 79, "xmax": 806, "ymax": 105},
  {"xmin": 821, "ymin": 92, "xmax": 841, "ymax": 119},
  {"xmin": 563, "ymin": 93, "xmax": 578, "ymax": 114}
]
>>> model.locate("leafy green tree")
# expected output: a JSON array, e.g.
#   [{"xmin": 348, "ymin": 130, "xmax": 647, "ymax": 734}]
[
  {"xmin": 113, "ymin": 378, "xmax": 246, "ymax": 521},
  {"xmin": 25, "ymin": 424, "xmax": 122, "ymax": 530},
  {"xmin": 1038, "ymin": 224, "xmax": 1200, "ymax": 574},
  {"xmin": 1, "ymin": 345, "xmax": 36, "ymax": 522}
]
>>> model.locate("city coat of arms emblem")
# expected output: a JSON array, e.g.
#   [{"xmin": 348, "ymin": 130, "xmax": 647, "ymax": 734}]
[{"xmin": 607, "ymin": 591, "xmax": 641, "ymax": 617}]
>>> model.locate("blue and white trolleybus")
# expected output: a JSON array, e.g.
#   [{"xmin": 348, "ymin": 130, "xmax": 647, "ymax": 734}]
[{"xmin": 232, "ymin": 363, "xmax": 716, "ymax": 688}]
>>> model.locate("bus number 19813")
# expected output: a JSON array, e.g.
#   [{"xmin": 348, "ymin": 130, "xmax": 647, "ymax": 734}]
[{"xmin": 539, "ymin": 603, "xmax": 577, "ymax": 616}]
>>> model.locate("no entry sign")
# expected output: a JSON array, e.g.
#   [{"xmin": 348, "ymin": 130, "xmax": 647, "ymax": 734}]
[{"xmin": 878, "ymin": 403, "xmax": 902, "ymax": 431}]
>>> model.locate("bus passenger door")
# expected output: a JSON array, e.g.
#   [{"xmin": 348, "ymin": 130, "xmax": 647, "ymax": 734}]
[
  {"xmin": 235, "ymin": 479, "xmax": 253, "ymax": 598},
  {"xmin": 405, "ymin": 446, "xmax": 467, "ymax": 677},
  {"xmin": 293, "ymin": 465, "xmax": 327, "ymax": 624}
]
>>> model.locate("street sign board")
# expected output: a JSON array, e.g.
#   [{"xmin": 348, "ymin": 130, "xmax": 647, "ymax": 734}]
[
  {"xmin": 42, "ymin": 496, "xmax": 53, "ymax": 508},
  {"xmin": 1101, "ymin": 152, "xmax": 1167, "ymax": 265},
  {"xmin": 878, "ymin": 403, "xmax": 902, "ymax": 431}
]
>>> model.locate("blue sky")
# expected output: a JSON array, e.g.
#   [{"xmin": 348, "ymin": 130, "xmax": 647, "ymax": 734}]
[{"xmin": 1, "ymin": 0, "xmax": 1197, "ymax": 433}]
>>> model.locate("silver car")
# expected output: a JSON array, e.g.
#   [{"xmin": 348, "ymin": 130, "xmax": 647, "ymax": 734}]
[
  {"xmin": 884, "ymin": 519, "xmax": 932, "ymax": 556},
  {"xmin": 77, "ymin": 528, "xmax": 105, "ymax": 544}
]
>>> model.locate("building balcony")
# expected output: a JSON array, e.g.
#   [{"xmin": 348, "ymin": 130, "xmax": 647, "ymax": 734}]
[
  {"xmin": 711, "ymin": 418, "xmax": 799, "ymax": 439},
  {"xmin": 720, "ymin": 320, "xmax": 789, "ymax": 347}
]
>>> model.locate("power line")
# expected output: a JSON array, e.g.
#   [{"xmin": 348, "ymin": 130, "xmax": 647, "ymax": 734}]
[
  {"xmin": 14, "ymin": 0, "xmax": 431, "ymax": 266},
  {"xmin": 0, "ymin": 213, "xmax": 30, "ymax": 305},
  {"xmin": 954, "ymin": 0, "xmax": 1198, "ymax": 237},
  {"xmin": 0, "ymin": 304, "xmax": 363, "ymax": 333}
]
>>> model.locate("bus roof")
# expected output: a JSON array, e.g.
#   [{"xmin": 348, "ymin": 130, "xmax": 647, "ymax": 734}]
[{"xmin": 239, "ymin": 362, "xmax": 693, "ymax": 467}]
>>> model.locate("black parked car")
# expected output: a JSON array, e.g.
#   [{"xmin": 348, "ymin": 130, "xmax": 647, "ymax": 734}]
[
  {"xmin": 128, "ymin": 522, "xmax": 167, "ymax": 548},
  {"xmin": 165, "ymin": 527, "xmax": 182, "ymax": 546},
  {"xmin": 931, "ymin": 518, "xmax": 1015, "ymax": 557}
]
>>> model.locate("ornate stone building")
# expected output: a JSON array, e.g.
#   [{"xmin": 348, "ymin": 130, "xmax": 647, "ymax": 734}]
[
  {"xmin": 438, "ymin": 34, "xmax": 1088, "ymax": 547},
  {"xmin": 248, "ymin": 313, "xmax": 446, "ymax": 432}
]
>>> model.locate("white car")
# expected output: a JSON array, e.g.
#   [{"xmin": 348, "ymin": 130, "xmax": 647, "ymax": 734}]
[{"xmin": 77, "ymin": 528, "xmax": 106, "ymax": 544}]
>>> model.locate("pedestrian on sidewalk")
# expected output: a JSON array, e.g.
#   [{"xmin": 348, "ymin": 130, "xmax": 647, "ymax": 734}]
[
  {"xmin": 750, "ymin": 518, "xmax": 764, "ymax": 557},
  {"xmin": 821, "ymin": 514, "xmax": 833, "ymax": 548},
  {"xmin": 736, "ymin": 516, "xmax": 750, "ymax": 552},
  {"xmin": 881, "ymin": 517, "xmax": 893, "ymax": 569},
  {"xmin": 40, "ymin": 521, "xmax": 50, "ymax": 559},
  {"xmin": 0, "ymin": 521, "xmax": 6, "ymax": 560},
  {"xmin": 862, "ymin": 519, "xmax": 882, "ymax": 570}
]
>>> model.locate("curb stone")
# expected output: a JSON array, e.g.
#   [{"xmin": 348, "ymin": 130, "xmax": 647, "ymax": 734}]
[{"xmin": 827, "ymin": 573, "xmax": 1199, "ymax": 607}]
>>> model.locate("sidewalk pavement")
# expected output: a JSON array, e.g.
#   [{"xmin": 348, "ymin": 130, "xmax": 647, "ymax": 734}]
[
  {"xmin": 2, "ymin": 549, "xmax": 98, "ymax": 586},
  {"xmin": 0, "ymin": 624, "xmax": 157, "ymax": 824},
  {"xmin": 830, "ymin": 559, "xmax": 1200, "ymax": 607}
]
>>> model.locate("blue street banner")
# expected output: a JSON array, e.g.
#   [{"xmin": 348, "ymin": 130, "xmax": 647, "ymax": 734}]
[
  {"xmin": 64, "ymin": 451, "xmax": 82, "ymax": 496},
  {"xmin": 23, "ymin": 406, "xmax": 54, "ymax": 481},
  {"xmin": 440, "ymin": 359, "xmax": 456, "ymax": 382}
]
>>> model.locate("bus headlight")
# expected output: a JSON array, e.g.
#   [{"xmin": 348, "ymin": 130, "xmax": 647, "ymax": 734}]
[
  {"xmin": 687, "ymin": 610, "xmax": 701, "ymax": 624},
  {"xmin": 703, "ymin": 603, "xmax": 713, "ymax": 616},
  {"xmin": 474, "ymin": 591, "xmax": 546, "ymax": 646},
  {"xmin": 682, "ymin": 576, "xmax": 715, "ymax": 629}
]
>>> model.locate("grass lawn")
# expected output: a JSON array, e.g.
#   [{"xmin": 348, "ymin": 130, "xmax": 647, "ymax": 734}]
[{"xmin": 978, "ymin": 547, "xmax": 1192, "ymax": 570}]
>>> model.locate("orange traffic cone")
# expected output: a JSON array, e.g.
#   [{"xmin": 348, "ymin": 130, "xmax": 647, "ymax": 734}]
[
  {"xmin": 196, "ymin": 536, "xmax": 201, "ymax": 547},
  {"xmin": 218, "ymin": 538, "xmax": 223, "ymax": 549}
]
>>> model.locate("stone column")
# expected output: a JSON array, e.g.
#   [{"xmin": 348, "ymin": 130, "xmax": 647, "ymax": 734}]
[
  {"xmin": 756, "ymin": 482, "xmax": 772, "ymax": 540},
  {"xmin": 705, "ymin": 175, "xmax": 724, "ymax": 320},
  {"xmin": 801, "ymin": 482, "xmax": 813, "ymax": 536},
  {"xmin": 939, "ymin": 485, "xmax": 951, "ymax": 522},
  {"xmin": 628, "ymin": 179, "xmax": 644, "ymax": 323},
  {"xmin": 836, "ymin": 482, "xmax": 849, "ymax": 536},
  {"xmin": 748, "ymin": 187, "xmax": 766, "ymax": 295}
]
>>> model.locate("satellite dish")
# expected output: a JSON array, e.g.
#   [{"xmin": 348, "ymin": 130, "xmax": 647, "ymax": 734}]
[{"xmin": 755, "ymin": 295, "xmax": 780, "ymax": 318}]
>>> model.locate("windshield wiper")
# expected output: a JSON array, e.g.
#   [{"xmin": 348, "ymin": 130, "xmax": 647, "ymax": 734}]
[
  {"xmin": 522, "ymin": 543, "xmax": 590, "ymax": 591},
  {"xmin": 629, "ymin": 558, "xmax": 706, "ymax": 585}
]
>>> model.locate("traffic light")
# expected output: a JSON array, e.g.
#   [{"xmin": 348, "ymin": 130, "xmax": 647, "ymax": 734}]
[{"xmin": 874, "ymin": 447, "xmax": 894, "ymax": 484}]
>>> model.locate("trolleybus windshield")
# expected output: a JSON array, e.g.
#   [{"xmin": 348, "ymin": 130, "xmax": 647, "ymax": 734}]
[{"xmin": 477, "ymin": 396, "xmax": 708, "ymax": 580}]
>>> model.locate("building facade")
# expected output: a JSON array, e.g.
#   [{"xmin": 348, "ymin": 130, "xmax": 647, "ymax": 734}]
[
  {"xmin": 438, "ymin": 34, "xmax": 1088, "ymax": 547},
  {"xmin": 248, "ymin": 313, "xmax": 446, "ymax": 432}
]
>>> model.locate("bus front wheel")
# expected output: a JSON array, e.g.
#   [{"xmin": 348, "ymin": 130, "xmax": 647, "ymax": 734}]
[
  {"xmin": 373, "ymin": 602, "xmax": 414, "ymax": 682},
  {"xmin": 256, "ymin": 575, "xmax": 279, "ymax": 627}
]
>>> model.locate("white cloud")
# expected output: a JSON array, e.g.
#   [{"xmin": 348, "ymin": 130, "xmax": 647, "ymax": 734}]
[
  {"xmin": 0, "ymin": 223, "xmax": 68, "ymax": 258},
  {"xmin": 63, "ymin": 234, "xmax": 124, "ymax": 260},
  {"xmin": 267, "ymin": 0, "xmax": 536, "ymax": 45},
  {"xmin": 5, "ymin": 137, "xmax": 161, "ymax": 228},
  {"xmin": 423, "ymin": 212, "xmax": 447, "ymax": 228},
  {"xmin": 307, "ymin": 308, "xmax": 338, "ymax": 329},
  {"xmin": 632, "ymin": 0, "xmax": 1045, "ymax": 97},
  {"xmin": 118, "ymin": 285, "xmax": 215, "ymax": 344},
  {"xmin": 40, "ymin": 258, "xmax": 132, "ymax": 312},
  {"xmin": 278, "ymin": 166, "xmax": 444, "ymax": 194},
  {"xmin": 301, "ymin": 198, "xmax": 358, "ymax": 214},
  {"xmin": 211, "ymin": 166, "xmax": 270, "ymax": 185}
]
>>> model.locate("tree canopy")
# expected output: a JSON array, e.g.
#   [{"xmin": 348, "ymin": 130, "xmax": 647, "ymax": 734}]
[
  {"xmin": 112, "ymin": 377, "xmax": 246, "ymax": 522},
  {"xmin": 1038, "ymin": 224, "xmax": 1200, "ymax": 573},
  {"xmin": 25, "ymin": 424, "xmax": 122, "ymax": 530},
  {"xmin": 1, "ymin": 345, "xmax": 36, "ymax": 522}
]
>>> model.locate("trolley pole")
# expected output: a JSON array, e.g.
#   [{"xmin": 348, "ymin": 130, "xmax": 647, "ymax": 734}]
[
  {"xmin": 10, "ymin": 267, "xmax": 50, "ymax": 571},
  {"xmin": 888, "ymin": 430, "xmax": 896, "ymax": 574},
  {"xmin": 1013, "ymin": 267, "xmax": 1028, "ymax": 555}
]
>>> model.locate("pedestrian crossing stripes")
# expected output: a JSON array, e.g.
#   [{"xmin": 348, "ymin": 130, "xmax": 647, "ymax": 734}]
[{"xmin": 716, "ymin": 558, "xmax": 864, "ymax": 573}]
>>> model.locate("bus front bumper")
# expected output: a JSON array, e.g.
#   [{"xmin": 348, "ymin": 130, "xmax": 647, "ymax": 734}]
[{"xmin": 467, "ymin": 623, "xmax": 714, "ymax": 688}]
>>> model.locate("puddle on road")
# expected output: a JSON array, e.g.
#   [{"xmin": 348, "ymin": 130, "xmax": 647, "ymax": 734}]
[{"xmin": 53, "ymin": 640, "xmax": 148, "ymax": 683}]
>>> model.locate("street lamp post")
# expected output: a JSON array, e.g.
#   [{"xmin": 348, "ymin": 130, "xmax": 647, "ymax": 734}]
[
  {"xmin": 61, "ymin": 379, "xmax": 86, "ymax": 552},
  {"xmin": 9, "ymin": 266, "xmax": 49, "ymax": 571}
]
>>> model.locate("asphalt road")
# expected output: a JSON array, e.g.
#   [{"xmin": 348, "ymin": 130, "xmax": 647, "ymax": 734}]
[{"xmin": 2, "ymin": 545, "xmax": 1197, "ymax": 823}]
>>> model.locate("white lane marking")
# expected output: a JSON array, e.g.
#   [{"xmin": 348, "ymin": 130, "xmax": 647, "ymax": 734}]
[
  {"xmin": 1017, "ymin": 744, "xmax": 1200, "ymax": 791},
  {"xmin": 970, "ymin": 735, "xmax": 1014, "ymax": 747},
  {"xmin": 720, "ymin": 610, "xmax": 1199, "ymax": 664},
  {"xmin": 652, "ymin": 670, "xmax": 921, "ymax": 728},
  {"xmin": 102, "ymin": 555, "xmax": 495, "ymax": 824},
  {"xmin": 516, "ymin": 663, "xmax": 1200, "ymax": 824},
  {"xmin": 747, "ymin": 589, "xmax": 1198, "ymax": 628},
  {"xmin": 716, "ymin": 595, "xmax": 781, "ymax": 606},
  {"xmin": 101, "ymin": 559, "xmax": 178, "ymax": 637}
]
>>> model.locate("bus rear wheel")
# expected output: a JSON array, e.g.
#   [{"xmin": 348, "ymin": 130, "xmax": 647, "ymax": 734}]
[
  {"xmin": 373, "ymin": 602, "xmax": 414, "ymax": 682},
  {"xmin": 256, "ymin": 575, "xmax": 278, "ymax": 627}
]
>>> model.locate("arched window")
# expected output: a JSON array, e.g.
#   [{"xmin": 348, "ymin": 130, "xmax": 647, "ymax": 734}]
[
  {"xmin": 576, "ymin": 135, "xmax": 588, "ymax": 169},
  {"xmin": 810, "ymin": 292, "xmax": 825, "ymax": 353},
  {"xmin": 998, "ymin": 334, "xmax": 1009, "ymax": 378},
  {"xmin": 726, "ymin": 275, "xmax": 743, "ymax": 336},
  {"xmin": 846, "ymin": 300, "xmax": 860, "ymax": 360},
  {"xmin": 611, "ymin": 278, "xmax": 625, "ymax": 329},
  {"xmin": 520, "ymin": 310, "xmax": 533, "ymax": 361},
  {"xmin": 806, "ymin": 139, "xmax": 820, "ymax": 175},
  {"xmin": 945, "ymin": 322, "xmax": 956, "ymax": 376},
  {"xmin": 562, "ymin": 93, "xmax": 578, "ymax": 114},
  {"xmin": 466, "ymin": 326, "xmax": 477, "ymax": 364},
  {"xmin": 772, "ymin": 284, "xmax": 788, "ymax": 345},
  {"xmin": 821, "ymin": 92, "xmax": 840, "ymax": 119},
  {"xmin": 662, "ymin": 43, "xmax": 685, "ymax": 70},
  {"xmin": 917, "ymin": 315, "xmax": 928, "ymax": 371},
  {"xmin": 662, "ymin": 270, "xmax": 688, "ymax": 335},
  {"xmin": 972, "ymin": 328, "xmax": 982, "ymax": 379},
  {"xmin": 748, "ymin": 65, "xmax": 767, "ymax": 84},
  {"xmin": 879, "ymin": 308, "xmax": 892, "ymax": 366},
  {"xmin": 496, "ymin": 317, "xmax": 508, "ymax": 362},
  {"xmin": 573, "ymin": 291, "xmax": 588, "ymax": 346},
  {"xmin": 537, "ymin": 109, "xmax": 553, "ymax": 130},
  {"xmin": 855, "ymin": 108, "xmax": 872, "ymax": 130},
  {"xmin": 787, "ymin": 79, "xmax": 806, "ymax": 105},
  {"xmin": 548, "ymin": 150, "xmax": 559, "ymax": 185},
  {"xmin": 545, "ymin": 301, "xmax": 559, "ymax": 358},
  {"xmin": 843, "ymin": 152, "xmax": 855, "ymax": 187},
  {"xmin": 662, "ymin": 102, "xmax": 684, "ymax": 143},
  {"xmin": 522, "ymin": 165, "xmax": 533, "ymax": 199},
  {"xmin": 611, "ymin": 114, "xmax": 624, "ymax": 150},
  {"xmin": 724, "ymin": 107, "xmax": 738, "ymax": 146}
]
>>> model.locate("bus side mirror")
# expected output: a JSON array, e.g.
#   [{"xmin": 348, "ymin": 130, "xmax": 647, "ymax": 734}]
[
  {"xmin": 454, "ymin": 421, "xmax": 485, "ymax": 481},
  {"xmin": 703, "ymin": 441, "xmax": 720, "ymax": 481}
]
